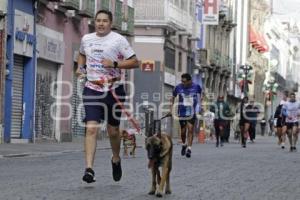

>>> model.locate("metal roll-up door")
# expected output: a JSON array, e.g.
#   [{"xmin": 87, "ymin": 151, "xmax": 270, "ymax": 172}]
[
  {"xmin": 71, "ymin": 66, "xmax": 85, "ymax": 136},
  {"xmin": 11, "ymin": 55, "xmax": 24, "ymax": 138},
  {"xmin": 35, "ymin": 59, "xmax": 58, "ymax": 139}
]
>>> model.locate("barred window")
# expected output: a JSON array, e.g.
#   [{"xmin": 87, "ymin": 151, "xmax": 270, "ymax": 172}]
[{"xmin": 165, "ymin": 47, "xmax": 175, "ymax": 69}]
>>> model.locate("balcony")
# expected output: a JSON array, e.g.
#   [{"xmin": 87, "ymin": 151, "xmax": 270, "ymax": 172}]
[
  {"xmin": 210, "ymin": 49, "xmax": 221, "ymax": 66},
  {"xmin": 219, "ymin": 2, "xmax": 236, "ymax": 32},
  {"xmin": 100, "ymin": 0, "xmax": 110, "ymax": 11},
  {"xmin": 134, "ymin": 0, "xmax": 199, "ymax": 35},
  {"xmin": 113, "ymin": 0, "xmax": 123, "ymax": 30},
  {"xmin": 87, "ymin": 0, "xmax": 115, "ymax": 26},
  {"xmin": 127, "ymin": 6, "xmax": 135, "ymax": 34},
  {"xmin": 59, "ymin": 0, "xmax": 79, "ymax": 10},
  {"xmin": 77, "ymin": 0, "xmax": 95, "ymax": 18}
]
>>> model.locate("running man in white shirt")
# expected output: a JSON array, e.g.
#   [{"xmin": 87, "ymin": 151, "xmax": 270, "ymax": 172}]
[
  {"xmin": 282, "ymin": 92, "xmax": 300, "ymax": 152},
  {"xmin": 76, "ymin": 10, "xmax": 139, "ymax": 183}
]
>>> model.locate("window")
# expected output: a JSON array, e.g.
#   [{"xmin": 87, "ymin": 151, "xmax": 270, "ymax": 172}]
[
  {"xmin": 165, "ymin": 47, "xmax": 175, "ymax": 69},
  {"xmin": 178, "ymin": 52, "xmax": 182, "ymax": 72},
  {"xmin": 189, "ymin": 0, "xmax": 195, "ymax": 15},
  {"xmin": 187, "ymin": 56, "xmax": 193, "ymax": 74},
  {"xmin": 187, "ymin": 39, "xmax": 192, "ymax": 50},
  {"xmin": 178, "ymin": 35, "xmax": 182, "ymax": 46},
  {"xmin": 181, "ymin": 0, "xmax": 187, "ymax": 11}
]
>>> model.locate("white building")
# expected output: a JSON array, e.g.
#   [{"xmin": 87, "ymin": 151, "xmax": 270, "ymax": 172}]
[{"xmin": 264, "ymin": 17, "xmax": 299, "ymax": 102}]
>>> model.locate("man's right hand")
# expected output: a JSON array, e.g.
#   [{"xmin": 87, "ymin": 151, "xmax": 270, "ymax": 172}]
[
  {"xmin": 76, "ymin": 64, "xmax": 87, "ymax": 79},
  {"xmin": 77, "ymin": 73, "xmax": 86, "ymax": 80}
]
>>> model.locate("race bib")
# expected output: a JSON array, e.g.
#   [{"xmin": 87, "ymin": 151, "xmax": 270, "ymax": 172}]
[
  {"xmin": 183, "ymin": 95, "xmax": 193, "ymax": 107},
  {"xmin": 183, "ymin": 95, "xmax": 194, "ymax": 116}
]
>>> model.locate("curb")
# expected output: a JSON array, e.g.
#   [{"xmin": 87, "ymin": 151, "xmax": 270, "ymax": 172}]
[
  {"xmin": 3, "ymin": 153, "xmax": 31, "ymax": 158},
  {"xmin": 0, "ymin": 145, "xmax": 144, "ymax": 159}
]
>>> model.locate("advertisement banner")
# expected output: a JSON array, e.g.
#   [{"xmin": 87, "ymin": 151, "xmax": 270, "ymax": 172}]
[
  {"xmin": 141, "ymin": 60, "xmax": 155, "ymax": 72},
  {"xmin": 202, "ymin": 0, "xmax": 219, "ymax": 25},
  {"xmin": 14, "ymin": 10, "xmax": 34, "ymax": 57}
]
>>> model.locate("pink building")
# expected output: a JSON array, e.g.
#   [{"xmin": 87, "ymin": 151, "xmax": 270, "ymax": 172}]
[{"xmin": 35, "ymin": 0, "xmax": 134, "ymax": 142}]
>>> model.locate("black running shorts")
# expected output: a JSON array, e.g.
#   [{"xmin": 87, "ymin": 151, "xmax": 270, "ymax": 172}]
[{"xmin": 82, "ymin": 85, "xmax": 126, "ymax": 126}]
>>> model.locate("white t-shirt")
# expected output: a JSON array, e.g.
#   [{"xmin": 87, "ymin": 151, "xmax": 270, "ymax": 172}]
[
  {"xmin": 79, "ymin": 31, "xmax": 135, "ymax": 92},
  {"xmin": 283, "ymin": 101, "xmax": 300, "ymax": 123}
]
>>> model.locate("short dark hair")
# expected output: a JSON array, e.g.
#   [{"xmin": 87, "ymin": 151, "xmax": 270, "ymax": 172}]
[
  {"xmin": 95, "ymin": 10, "xmax": 113, "ymax": 22},
  {"xmin": 181, "ymin": 73, "xmax": 192, "ymax": 81},
  {"xmin": 290, "ymin": 92, "xmax": 295, "ymax": 96}
]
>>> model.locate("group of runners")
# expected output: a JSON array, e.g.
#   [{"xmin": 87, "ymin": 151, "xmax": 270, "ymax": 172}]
[{"xmin": 76, "ymin": 9, "xmax": 298, "ymax": 185}]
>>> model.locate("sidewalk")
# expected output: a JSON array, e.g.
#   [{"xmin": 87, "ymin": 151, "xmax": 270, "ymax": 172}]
[
  {"xmin": 0, "ymin": 135, "xmax": 146, "ymax": 158},
  {"xmin": 0, "ymin": 134, "xmax": 270, "ymax": 158}
]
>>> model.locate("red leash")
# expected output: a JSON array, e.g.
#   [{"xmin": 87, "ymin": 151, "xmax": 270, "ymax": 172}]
[
  {"xmin": 110, "ymin": 88, "xmax": 141, "ymax": 133},
  {"xmin": 80, "ymin": 60, "xmax": 141, "ymax": 133}
]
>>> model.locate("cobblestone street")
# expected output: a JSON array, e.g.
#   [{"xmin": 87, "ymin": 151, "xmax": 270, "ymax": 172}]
[{"xmin": 0, "ymin": 136, "xmax": 300, "ymax": 200}]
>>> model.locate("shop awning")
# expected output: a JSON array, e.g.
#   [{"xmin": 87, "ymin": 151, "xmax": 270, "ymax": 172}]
[
  {"xmin": 249, "ymin": 25, "xmax": 269, "ymax": 53},
  {"xmin": 249, "ymin": 26, "xmax": 261, "ymax": 46}
]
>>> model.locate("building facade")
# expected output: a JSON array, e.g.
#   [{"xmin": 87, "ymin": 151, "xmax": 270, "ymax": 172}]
[
  {"xmin": 133, "ymin": 0, "xmax": 201, "ymax": 135},
  {"xmin": 247, "ymin": 0, "xmax": 269, "ymax": 104},
  {"xmin": 4, "ymin": 0, "xmax": 36, "ymax": 143},
  {"xmin": 3, "ymin": 0, "xmax": 135, "ymax": 143},
  {"xmin": 36, "ymin": 0, "xmax": 135, "ymax": 142},
  {"xmin": 195, "ymin": 0, "xmax": 237, "ymax": 110},
  {"xmin": 264, "ymin": 17, "xmax": 298, "ymax": 118}
]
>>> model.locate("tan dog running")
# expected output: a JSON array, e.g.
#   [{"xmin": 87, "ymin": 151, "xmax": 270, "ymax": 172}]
[
  {"xmin": 121, "ymin": 129, "xmax": 136, "ymax": 157},
  {"xmin": 146, "ymin": 133, "xmax": 172, "ymax": 197}
]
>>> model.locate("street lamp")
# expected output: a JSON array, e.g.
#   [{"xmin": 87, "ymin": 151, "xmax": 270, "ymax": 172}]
[{"xmin": 238, "ymin": 65, "xmax": 253, "ymax": 97}]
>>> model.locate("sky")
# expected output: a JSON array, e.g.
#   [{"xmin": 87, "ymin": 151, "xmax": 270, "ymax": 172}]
[{"xmin": 273, "ymin": 0, "xmax": 300, "ymax": 23}]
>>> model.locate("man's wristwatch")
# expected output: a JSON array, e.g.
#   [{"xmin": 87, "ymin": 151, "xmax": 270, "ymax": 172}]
[{"xmin": 113, "ymin": 61, "xmax": 118, "ymax": 69}]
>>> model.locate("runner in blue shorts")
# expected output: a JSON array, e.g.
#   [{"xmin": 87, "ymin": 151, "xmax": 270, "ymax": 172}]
[
  {"xmin": 76, "ymin": 10, "xmax": 139, "ymax": 183},
  {"xmin": 170, "ymin": 73, "xmax": 202, "ymax": 158}
]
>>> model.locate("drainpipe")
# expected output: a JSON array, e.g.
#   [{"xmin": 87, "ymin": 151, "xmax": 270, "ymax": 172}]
[
  {"xmin": 32, "ymin": 0, "xmax": 38, "ymax": 143},
  {"xmin": 0, "ymin": 16, "xmax": 6, "ymax": 143}
]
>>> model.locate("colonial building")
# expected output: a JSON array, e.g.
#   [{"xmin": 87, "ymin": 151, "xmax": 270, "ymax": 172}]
[
  {"xmin": 36, "ymin": 0, "xmax": 135, "ymax": 142},
  {"xmin": 247, "ymin": 0, "xmax": 269, "ymax": 104},
  {"xmin": 132, "ymin": 0, "xmax": 201, "ymax": 135},
  {"xmin": 3, "ymin": 0, "xmax": 135, "ymax": 143},
  {"xmin": 4, "ymin": 0, "xmax": 36, "ymax": 143},
  {"xmin": 197, "ymin": 0, "xmax": 236, "ymax": 104},
  {"xmin": 265, "ymin": 19, "xmax": 299, "ymax": 108}
]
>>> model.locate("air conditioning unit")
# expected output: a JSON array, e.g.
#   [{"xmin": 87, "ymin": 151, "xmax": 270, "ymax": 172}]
[
  {"xmin": 77, "ymin": 0, "xmax": 93, "ymax": 18},
  {"xmin": 65, "ymin": 10, "xmax": 76, "ymax": 18},
  {"xmin": 60, "ymin": 0, "xmax": 79, "ymax": 10},
  {"xmin": 121, "ymin": 22, "xmax": 128, "ymax": 31}
]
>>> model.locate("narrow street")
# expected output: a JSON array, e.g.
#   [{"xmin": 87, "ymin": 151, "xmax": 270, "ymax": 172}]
[{"xmin": 0, "ymin": 136, "xmax": 299, "ymax": 200}]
